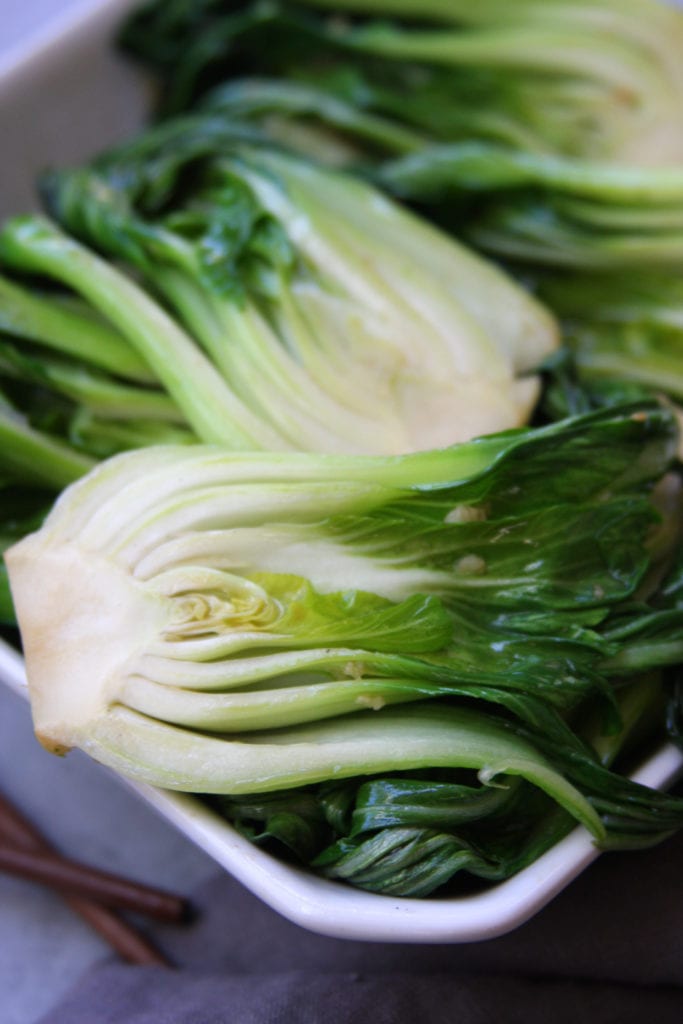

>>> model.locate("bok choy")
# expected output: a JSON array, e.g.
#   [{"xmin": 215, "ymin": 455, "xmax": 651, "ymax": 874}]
[
  {"xmin": 6, "ymin": 401, "xmax": 683, "ymax": 894},
  {"xmin": 115, "ymin": 0, "xmax": 683, "ymax": 276},
  {"xmin": 2, "ymin": 0, "xmax": 683, "ymax": 901},
  {"xmin": 539, "ymin": 270, "xmax": 683, "ymax": 401},
  {"xmin": 0, "ymin": 119, "xmax": 557, "ymax": 455},
  {"xmin": 120, "ymin": 0, "xmax": 683, "ymax": 166}
]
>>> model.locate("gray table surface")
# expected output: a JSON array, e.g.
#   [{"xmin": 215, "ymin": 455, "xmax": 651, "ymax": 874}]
[
  {"xmin": 0, "ymin": 10, "xmax": 219, "ymax": 1023},
  {"xmin": 0, "ymin": 684, "xmax": 218, "ymax": 1024}
]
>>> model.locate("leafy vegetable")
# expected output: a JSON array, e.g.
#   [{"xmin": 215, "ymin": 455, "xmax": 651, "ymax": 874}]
[
  {"xmin": 0, "ymin": 117, "xmax": 557, "ymax": 455},
  {"xmin": 115, "ymin": 1, "xmax": 683, "ymax": 278},
  {"xmin": 533, "ymin": 270, "xmax": 683, "ymax": 470},
  {"xmin": 120, "ymin": 0, "xmax": 683, "ymax": 166},
  {"xmin": 30, "ymin": 119, "xmax": 561, "ymax": 452},
  {"xmin": 539, "ymin": 271, "xmax": 683, "ymax": 401},
  {"xmin": 0, "ymin": 386, "xmax": 95, "ymax": 489},
  {"xmin": 6, "ymin": 401, "xmax": 683, "ymax": 893},
  {"xmin": 2, "ymin": 0, "xmax": 683, "ymax": 901},
  {"xmin": 378, "ymin": 146, "xmax": 683, "ymax": 269}
]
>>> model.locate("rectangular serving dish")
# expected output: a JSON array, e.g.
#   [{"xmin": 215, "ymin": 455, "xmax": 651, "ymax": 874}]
[{"xmin": 1, "ymin": 0, "xmax": 682, "ymax": 944}]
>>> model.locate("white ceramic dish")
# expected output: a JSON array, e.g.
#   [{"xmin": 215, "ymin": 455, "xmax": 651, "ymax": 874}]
[{"xmin": 1, "ymin": 0, "xmax": 682, "ymax": 944}]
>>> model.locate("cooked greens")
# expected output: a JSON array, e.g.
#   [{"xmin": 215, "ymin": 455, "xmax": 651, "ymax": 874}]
[
  {"xmin": 114, "ymin": 1, "xmax": 683, "ymax": 280},
  {"xmin": 0, "ymin": 119, "xmax": 557, "ymax": 456},
  {"xmin": 6, "ymin": 402, "xmax": 683, "ymax": 892},
  {"xmin": 120, "ymin": 0, "xmax": 683, "ymax": 165},
  {"xmin": 1, "ymin": 0, "xmax": 683, "ymax": 900}
]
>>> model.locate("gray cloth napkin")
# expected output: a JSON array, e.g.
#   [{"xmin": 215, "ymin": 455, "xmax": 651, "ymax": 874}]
[{"xmin": 37, "ymin": 823, "xmax": 683, "ymax": 1024}]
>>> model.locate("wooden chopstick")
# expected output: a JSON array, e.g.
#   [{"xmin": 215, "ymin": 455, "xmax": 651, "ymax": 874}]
[
  {"xmin": 57, "ymin": 894, "xmax": 174, "ymax": 967},
  {"xmin": 0, "ymin": 844, "xmax": 191, "ymax": 922},
  {"xmin": 0, "ymin": 788, "xmax": 180, "ymax": 966}
]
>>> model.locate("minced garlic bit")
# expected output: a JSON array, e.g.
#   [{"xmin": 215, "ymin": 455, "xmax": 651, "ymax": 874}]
[
  {"xmin": 356, "ymin": 694, "xmax": 386, "ymax": 711},
  {"xmin": 344, "ymin": 661, "xmax": 365, "ymax": 679},
  {"xmin": 455, "ymin": 554, "xmax": 487, "ymax": 575},
  {"xmin": 445, "ymin": 505, "xmax": 488, "ymax": 524}
]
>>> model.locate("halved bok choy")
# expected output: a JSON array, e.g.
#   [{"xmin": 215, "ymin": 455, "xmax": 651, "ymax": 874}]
[
  {"xmin": 6, "ymin": 401, "xmax": 683, "ymax": 896},
  {"xmin": 0, "ymin": 114, "xmax": 557, "ymax": 455}
]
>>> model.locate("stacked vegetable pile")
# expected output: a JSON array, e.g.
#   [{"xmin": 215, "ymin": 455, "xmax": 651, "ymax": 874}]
[{"xmin": 2, "ymin": 0, "xmax": 683, "ymax": 897}]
